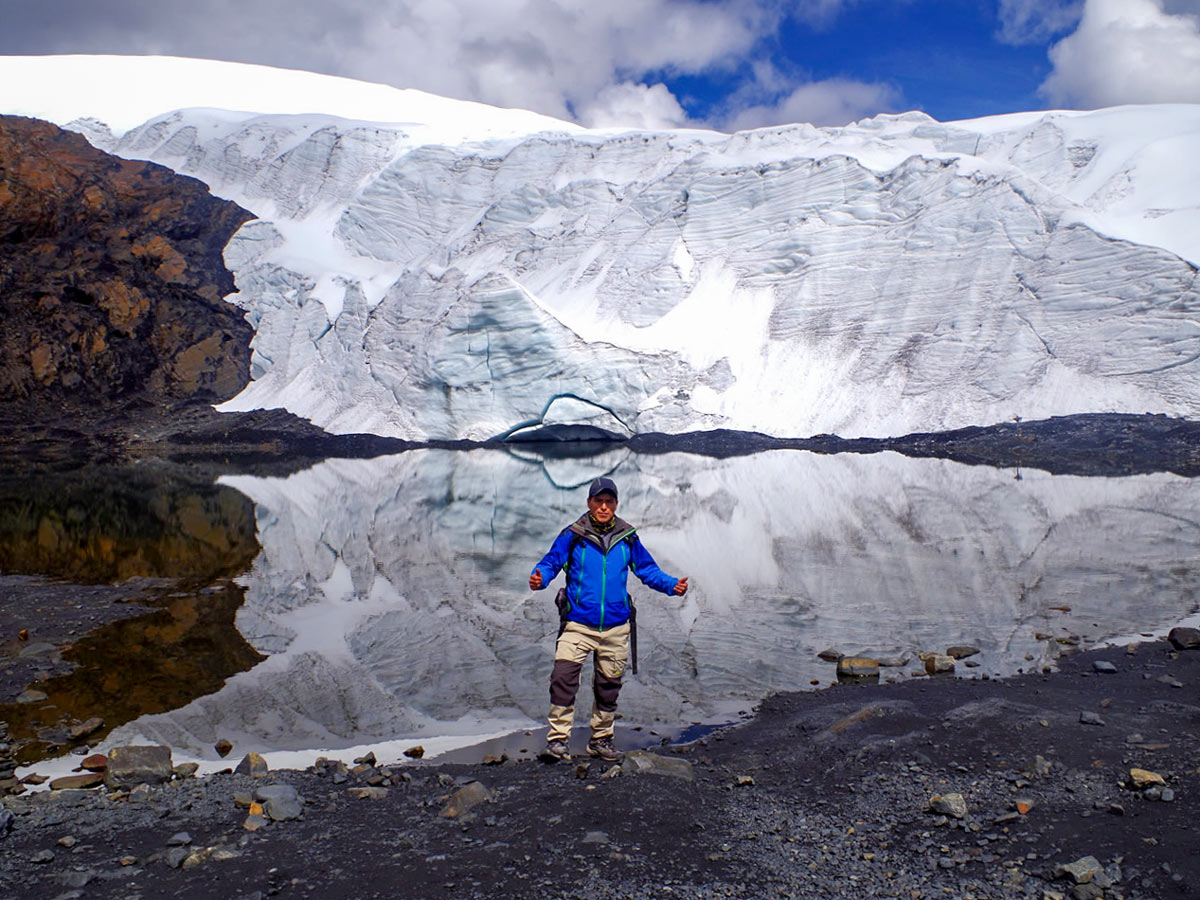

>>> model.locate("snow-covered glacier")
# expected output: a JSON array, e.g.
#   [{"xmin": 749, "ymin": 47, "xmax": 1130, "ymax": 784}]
[{"xmin": 4, "ymin": 56, "xmax": 1200, "ymax": 439}]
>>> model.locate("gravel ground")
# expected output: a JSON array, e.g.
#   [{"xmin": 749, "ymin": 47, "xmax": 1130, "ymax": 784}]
[{"xmin": 1, "ymin": 638, "xmax": 1197, "ymax": 900}]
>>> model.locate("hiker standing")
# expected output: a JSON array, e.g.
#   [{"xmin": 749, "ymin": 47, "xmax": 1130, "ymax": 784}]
[{"xmin": 528, "ymin": 477, "xmax": 688, "ymax": 761}]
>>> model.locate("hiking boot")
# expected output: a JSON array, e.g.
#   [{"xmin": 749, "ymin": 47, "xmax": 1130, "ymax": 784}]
[
  {"xmin": 585, "ymin": 737, "xmax": 623, "ymax": 762},
  {"xmin": 540, "ymin": 739, "xmax": 570, "ymax": 762}
]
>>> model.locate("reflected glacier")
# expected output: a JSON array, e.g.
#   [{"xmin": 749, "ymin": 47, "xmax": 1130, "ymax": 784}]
[{"xmin": 103, "ymin": 448, "xmax": 1200, "ymax": 761}]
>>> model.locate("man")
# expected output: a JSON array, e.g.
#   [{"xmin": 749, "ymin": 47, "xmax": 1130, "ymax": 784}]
[{"xmin": 528, "ymin": 476, "xmax": 688, "ymax": 762}]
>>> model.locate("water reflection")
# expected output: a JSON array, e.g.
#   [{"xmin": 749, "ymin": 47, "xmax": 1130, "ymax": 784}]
[{"xmin": 98, "ymin": 448, "xmax": 1200, "ymax": 761}]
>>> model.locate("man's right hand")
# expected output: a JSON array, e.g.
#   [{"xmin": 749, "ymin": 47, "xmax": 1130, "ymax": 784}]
[{"xmin": 529, "ymin": 570, "xmax": 543, "ymax": 590}]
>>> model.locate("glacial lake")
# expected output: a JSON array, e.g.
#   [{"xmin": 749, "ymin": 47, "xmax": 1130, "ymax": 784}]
[{"xmin": 4, "ymin": 446, "xmax": 1200, "ymax": 773}]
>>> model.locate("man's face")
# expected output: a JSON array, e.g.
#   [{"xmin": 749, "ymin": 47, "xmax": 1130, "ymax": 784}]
[{"xmin": 587, "ymin": 492, "xmax": 617, "ymax": 524}]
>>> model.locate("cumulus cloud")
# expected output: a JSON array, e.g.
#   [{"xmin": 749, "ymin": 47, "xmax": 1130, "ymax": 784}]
[
  {"xmin": 724, "ymin": 77, "xmax": 901, "ymax": 129},
  {"xmin": 1040, "ymin": 0, "xmax": 1200, "ymax": 107},
  {"xmin": 0, "ymin": 0, "xmax": 904, "ymax": 130},
  {"xmin": 996, "ymin": 0, "xmax": 1083, "ymax": 44},
  {"xmin": 578, "ymin": 82, "xmax": 690, "ymax": 129}
]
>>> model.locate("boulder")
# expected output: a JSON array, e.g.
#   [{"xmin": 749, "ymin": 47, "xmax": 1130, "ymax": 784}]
[
  {"xmin": 1055, "ymin": 856, "xmax": 1103, "ymax": 884},
  {"xmin": 439, "ymin": 781, "xmax": 494, "ymax": 818},
  {"xmin": 254, "ymin": 784, "xmax": 303, "ymax": 821},
  {"xmin": 837, "ymin": 657, "xmax": 880, "ymax": 678},
  {"xmin": 234, "ymin": 752, "xmax": 269, "ymax": 778},
  {"xmin": 1168, "ymin": 627, "xmax": 1200, "ymax": 650},
  {"xmin": 104, "ymin": 746, "xmax": 173, "ymax": 789},
  {"xmin": 924, "ymin": 654, "xmax": 956, "ymax": 675}
]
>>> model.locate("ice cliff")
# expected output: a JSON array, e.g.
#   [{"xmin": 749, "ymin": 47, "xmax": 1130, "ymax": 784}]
[{"xmin": 3, "ymin": 56, "xmax": 1200, "ymax": 440}]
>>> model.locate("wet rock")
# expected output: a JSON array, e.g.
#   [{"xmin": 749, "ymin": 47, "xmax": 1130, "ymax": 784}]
[
  {"xmin": 16, "ymin": 689, "xmax": 48, "ymax": 704},
  {"xmin": 1055, "ymin": 856, "xmax": 1104, "ymax": 884},
  {"xmin": 234, "ymin": 752, "xmax": 269, "ymax": 778},
  {"xmin": 439, "ymin": 781, "xmax": 494, "ymax": 819},
  {"xmin": 68, "ymin": 718, "xmax": 104, "ymax": 740},
  {"xmin": 817, "ymin": 648, "xmax": 843, "ymax": 662},
  {"xmin": 347, "ymin": 787, "xmax": 388, "ymax": 800},
  {"xmin": 49, "ymin": 773, "xmax": 104, "ymax": 791},
  {"xmin": 929, "ymin": 793, "xmax": 968, "ymax": 819},
  {"xmin": 1168, "ymin": 627, "xmax": 1200, "ymax": 650},
  {"xmin": 620, "ymin": 750, "xmax": 696, "ymax": 781},
  {"xmin": 837, "ymin": 657, "xmax": 881, "ymax": 678},
  {"xmin": 1129, "ymin": 768, "xmax": 1166, "ymax": 789},
  {"xmin": 945, "ymin": 645, "xmax": 981, "ymax": 659},
  {"xmin": 214, "ymin": 739, "xmax": 233, "ymax": 758},
  {"xmin": 105, "ymin": 745, "xmax": 173, "ymax": 788},
  {"xmin": 80, "ymin": 754, "xmax": 108, "ymax": 772},
  {"xmin": 1092, "ymin": 660, "xmax": 1117, "ymax": 674}
]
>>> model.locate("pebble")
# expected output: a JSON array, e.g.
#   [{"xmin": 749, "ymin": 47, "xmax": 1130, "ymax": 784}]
[
  {"xmin": 1078, "ymin": 711, "xmax": 1105, "ymax": 726},
  {"xmin": 31, "ymin": 849, "xmax": 55, "ymax": 863},
  {"xmin": 346, "ymin": 787, "xmax": 388, "ymax": 800},
  {"xmin": 167, "ymin": 831, "xmax": 192, "ymax": 846},
  {"xmin": 1092, "ymin": 660, "xmax": 1117, "ymax": 674},
  {"xmin": 929, "ymin": 793, "xmax": 968, "ymax": 819}
]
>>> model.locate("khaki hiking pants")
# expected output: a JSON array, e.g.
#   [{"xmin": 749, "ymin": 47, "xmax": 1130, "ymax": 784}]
[{"xmin": 547, "ymin": 621, "xmax": 630, "ymax": 743}]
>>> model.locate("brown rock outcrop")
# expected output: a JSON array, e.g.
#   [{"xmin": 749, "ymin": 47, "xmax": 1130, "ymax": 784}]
[{"xmin": 0, "ymin": 115, "xmax": 254, "ymax": 409}]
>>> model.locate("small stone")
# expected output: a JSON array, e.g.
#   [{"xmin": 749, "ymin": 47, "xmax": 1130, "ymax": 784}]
[
  {"xmin": 165, "ymin": 846, "xmax": 191, "ymax": 868},
  {"xmin": 620, "ymin": 750, "xmax": 695, "ymax": 781},
  {"xmin": 166, "ymin": 831, "xmax": 192, "ymax": 847},
  {"xmin": 482, "ymin": 754, "xmax": 505, "ymax": 766},
  {"xmin": 574, "ymin": 763, "xmax": 590, "ymax": 779},
  {"xmin": 929, "ymin": 793, "xmax": 968, "ymax": 819},
  {"xmin": 925, "ymin": 655, "xmax": 956, "ymax": 675},
  {"xmin": 234, "ymin": 752, "xmax": 269, "ymax": 778},
  {"xmin": 817, "ymin": 648, "xmax": 843, "ymax": 662},
  {"xmin": 1161, "ymin": 787, "xmax": 1176, "ymax": 802},
  {"xmin": 1079, "ymin": 711, "xmax": 1105, "ymax": 726},
  {"xmin": 1014, "ymin": 798, "xmax": 1035, "ymax": 815},
  {"xmin": 439, "ymin": 781, "xmax": 494, "ymax": 819},
  {"xmin": 21, "ymin": 773, "xmax": 48, "ymax": 785},
  {"xmin": 119, "ymin": 856, "xmax": 137, "ymax": 866},
  {"xmin": 734, "ymin": 775, "xmax": 755, "ymax": 786},
  {"xmin": 31, "ymin": 849, "xmax": 54, "ymax": 863},
  {"xmin": 346, "ymin": 787, "xmax": 388, "ymax": 800},
  {"xmin": 403, "ymin": 745, "xmax": 425, "ymax": 759},
  {"xmin": 248, "ymin": 802, "xmax": 264, "ymax": 816},
  {"xmin": 1129, "ymin": 768, "xmax": 1166, "ymax": 789},
  {"xmin": 255, "ymin": 784, "xmax": 303, "ymax": 821},
  {"xmin": 242, "ymin": 814, "xmax": 268, "ymax": 832},
  {"xmin": 67, "ymin": 717, "xmax": 104, "ymax": 741},
  {"xmin": 57, "ymin": 835, "xmax": 78, "ymax": 848},
  {"xmin": 1092, "ymin": 660, "xmax": 1117, "ymax": 674},
  {"xmin": 16, "ymin": 689, "xmax": 48, "ymax": 704},
  {"xmin": 49, "ymin": 773, "xmax": 104, "ymax": 791},
  {"xmin": 80, "ymin": 754, "xmax": 107, "ymax": 772},
  {"xmin": 582, "ymin": 830, "xmax": 609, "ymax": 844},
  {"xmin": 837, "ymin": 657, "xmax": 880, "ymax": 678},
  {"xmin": 945, "ymin": 645, "xmax": 981, "ymax": 659},
  {"xmin": 601, "ymin": 765, "xmax": 622, "ymax": 779},
  {"xmin": 233, "ymin": 791, "xmax": 254, "ymax": 809},
  {"xmin": 353, "ymin": 751, "xmax": 377, "ymax": 766},
  {"xmin": 1157, "ymin": 674, "xmax": 1184, "ymax": 688},
  {"xmin": 214, "ymin": 739, "xmax": 234, "ymax": 758},
  {"xmin": 172, "ymin": 762, "xmax": 199, "ymax": 779}
]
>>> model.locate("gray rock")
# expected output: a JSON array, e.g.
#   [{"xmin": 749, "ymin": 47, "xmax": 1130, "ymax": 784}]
[
  {"xmin": 234, "ymin": 752, "xmax": 269, "ymax": 778},
  {"xmin": 1157, "ymin": 674, "xmax": 1184, "ymax": 688},
  {"xmin": 68, "ymin": 718, "xmax": 104, "ymax": 740},
  {"xmin": 16, "ymin": 689, "xmax": 49, "ymax": 704},
  {"xmin": 165, "ymin": 846, "xmax": 191, "ymax": 869},
  {"xmin": 924, "ymin": 654, "xmax": 956, "ymax": 675},
  {"xmin": 346, "ymin": 787, "xmax": 388, "ymax": 800},
  {"xmin": 0, "ymin": 808, "xmax": 14, "ymax": 837},
  {"xmin": 816, "ymin": 648, "xmax": 843, "ymax": 662},
  {"xmin": 52, "ymin": 870, "xmax": 94, "ymax": 888},
  {"xmin": 1092, "ymin": 660, "xmax": 1117, "ymax": 674},
  {"xmin": 172, "ymin": 763, "xmax": 200, "ymax": 779},
  {"xmin": 929, "ymin": 793, "xmax": 968, "ymax": 819},
  {"xmin": 439, "ymin": 781, "xmax": 494, "ymax": 819},
  {"xmin": 620, "ymin": 750, "xmax": 695, "ymax": 781},
  {"xmin": 255, "ymin": 785, "xmax": 303, "ymax": 821},
  {"xmin": 31, "ymin": 848, "xmax": 55, "ymax": 863},
  {"xmin": 1056, "ymin": 856, "xmax": 1103, "ymax": 884},
  {"xmin": 166, "ymin": 832, "xmax": 191, "ymax": 847},
  {"xmin": 104, "ymin": 746, "xmax": 173, "ymax": 789},
  {"xmin": 1168, "ymin": 626, "xmax": 1200, "ymax": 650},
  {"xmin": 1079, "ymin": 711, "xmax": 1105, "ymax": 726},
  {"xmin": 582, "ymin": 830, "xmax": 609, "ymax": 844},
  {"xmin": 1161, "ymin": 788, "xmax": 1176, "ymax": 802}
]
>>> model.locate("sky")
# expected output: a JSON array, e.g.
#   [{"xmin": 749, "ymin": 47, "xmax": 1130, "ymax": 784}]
[{"xmin": 1, "ymin": 0, "xmax": 1199, "ymax": 130}]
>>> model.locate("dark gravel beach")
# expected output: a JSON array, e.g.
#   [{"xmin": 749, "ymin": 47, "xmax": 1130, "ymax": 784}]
[{"xmin": 2, "ymin": 634, "xmax": 1198, "ymax": 900}]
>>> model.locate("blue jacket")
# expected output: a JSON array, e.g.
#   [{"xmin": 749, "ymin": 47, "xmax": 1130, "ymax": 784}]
[{"xmin": 532, "ymin": 514, "xmax": 679, "ymax": 631}]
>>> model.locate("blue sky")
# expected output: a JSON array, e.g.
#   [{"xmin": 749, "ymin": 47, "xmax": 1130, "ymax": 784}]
[{"xmin": 1, "ymin": 0, "xmax": 1198, "ymax": 129}]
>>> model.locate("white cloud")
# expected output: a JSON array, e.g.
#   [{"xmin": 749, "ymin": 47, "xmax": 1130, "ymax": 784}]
[
  {"xmin": 1040, "ymin": 0, "xmax": 1200, "ymax": 107},
  {"xmin": 996, "ymin": 0, "xmax": 1083, "ymax": 44},
  {"xmin": 578, "ymin": 82, "xmax": 690, "ymax": 130},
  {"xmin": 723, "ymin": 77, "xmax": 901, "ymax": 129}
]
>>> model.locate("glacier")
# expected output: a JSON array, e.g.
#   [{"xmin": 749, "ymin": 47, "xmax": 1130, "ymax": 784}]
[
  {"xmin": 3, "ymin": 56, "xmax": 1200, "ymax": 439},
  {"xmin": 79, "ymin": 447, "xmax": 1200, "ymax": 763}
]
